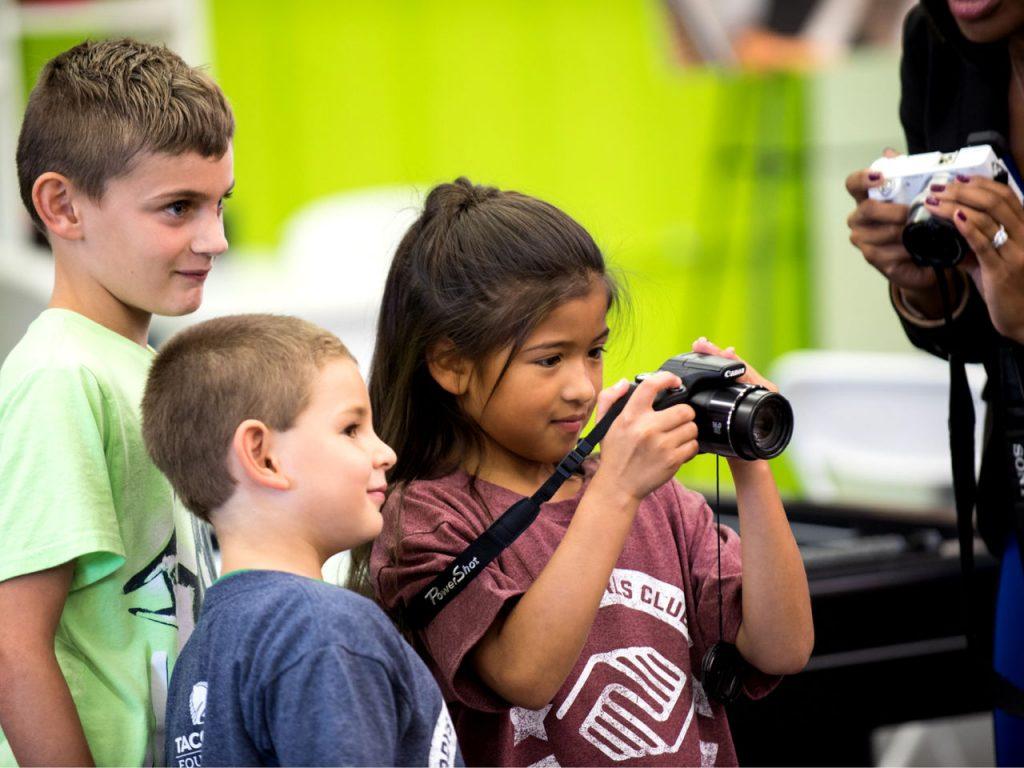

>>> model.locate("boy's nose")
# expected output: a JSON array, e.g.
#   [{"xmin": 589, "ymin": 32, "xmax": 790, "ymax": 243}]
[
  {"xmin": 192, "ymin": 214, "xmax": 229, "ymax": 257},
  {"xmin": 375, "ymin": 436, "xmax": 397, "ymax": 470}
]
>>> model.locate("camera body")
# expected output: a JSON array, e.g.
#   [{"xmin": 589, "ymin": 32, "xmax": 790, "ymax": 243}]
[
  {"xmin": 637, "ymin": 352, "xmax": 793, "ymax": 461},
  {"xmin": 867, "ymin": 144, "xmax": 1023, "ymax": 267}
]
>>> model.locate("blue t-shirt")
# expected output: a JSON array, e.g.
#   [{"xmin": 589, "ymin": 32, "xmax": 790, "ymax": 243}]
[{"xmin": 165, "ymin": 570, "xmax": 462, "ymax": 767}]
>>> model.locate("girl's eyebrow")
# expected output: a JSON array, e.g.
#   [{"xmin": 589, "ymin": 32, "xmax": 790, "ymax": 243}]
[{"xmin": 521, "ymin": 327, "xmax": 610, "ymax": 354}]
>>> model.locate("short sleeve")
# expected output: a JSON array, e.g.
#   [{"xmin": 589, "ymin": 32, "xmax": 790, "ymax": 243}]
[
  {"xmin": 264, "ymin": 646, "xmax": 401, "ymax": 766},
  {"xmin": 0, "ymin": 365, "xmax": 125, "ymax": 587},
  {"xmin": 372, "ymin": 483, "xmax": 526, "ymax": 712},
  {"xmin": 672, "ymin": 482, "xmax": 780, "ymax": 700}
]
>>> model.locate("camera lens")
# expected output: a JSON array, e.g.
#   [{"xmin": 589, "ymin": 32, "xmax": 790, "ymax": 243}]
[
  {"xmin": 902, "ymin": 172, "xmax": 966, "ymax": 268},
  {"xmin": 687, "ymin": 386, "xmax": 794, "ymax": 460},
  {"xmin": 742, "ymin": 393, "xmax": 793, "ymax": 459}
]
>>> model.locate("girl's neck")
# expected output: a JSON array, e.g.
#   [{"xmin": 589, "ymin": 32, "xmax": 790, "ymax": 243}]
[{"xmin": 465, "ymin": 443, "xmax": 584, "ymax": 501}]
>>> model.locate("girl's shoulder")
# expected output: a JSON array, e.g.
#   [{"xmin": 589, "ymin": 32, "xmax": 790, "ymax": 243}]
[{"xmin": 383, "ymin": 469, "xmax": 514, "ymax": 539}]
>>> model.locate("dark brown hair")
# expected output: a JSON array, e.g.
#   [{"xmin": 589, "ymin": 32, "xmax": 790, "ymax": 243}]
[
  {"xmin": 347, "ymin": 177, "xmax": 620, "ymax": 596},
  {"xmin": 142, "ymin": 314, "xmax": 351, "ymax": 521},
  {"xmin": 17, "ymin": 38, "xmax": 234, "ymax": 233}
]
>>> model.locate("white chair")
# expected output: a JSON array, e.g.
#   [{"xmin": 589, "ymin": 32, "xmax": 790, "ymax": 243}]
[
  {"xmin": 770, "ymin": 349, "xmax": 986, "ymax": 512},
  {"xmin": 277, "ymin": 185, "xmax": 425, "ymax": 371}
]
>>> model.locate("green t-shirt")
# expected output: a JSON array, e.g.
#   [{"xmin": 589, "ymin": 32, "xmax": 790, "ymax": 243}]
[{"xmin": 0, "ymin": 309, "xmax": 216, "ymax": 766}]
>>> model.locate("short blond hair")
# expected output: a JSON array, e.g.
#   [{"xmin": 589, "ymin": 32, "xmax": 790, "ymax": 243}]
[
  {"xmin": 17, "ymin": 38, "xmax": 234, "ymax": 232},
  {"xmin": 143, "ymin": 315, "xmax": 352, "ymax": 521}
]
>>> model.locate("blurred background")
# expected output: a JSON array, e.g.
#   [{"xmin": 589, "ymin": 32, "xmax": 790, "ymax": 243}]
[{"xmin": 0, "ymin": 0, "xmax": 1001, "ymax": 764}]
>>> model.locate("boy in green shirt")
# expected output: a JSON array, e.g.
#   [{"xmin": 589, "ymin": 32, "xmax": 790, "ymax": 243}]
[{"xmin": 0, "ymin": 39, "xmax": 234, "ymax": 765}]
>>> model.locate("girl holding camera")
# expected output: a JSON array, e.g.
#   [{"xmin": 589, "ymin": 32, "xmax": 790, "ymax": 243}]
[{"xmin": 350, "ymin": 177, "xmax": 812, "ymax": 766}]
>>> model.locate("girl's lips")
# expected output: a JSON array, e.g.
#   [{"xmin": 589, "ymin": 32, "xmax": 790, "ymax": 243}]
[
  {"xmin": 947, "ymin": 0, "xmax": 1000, "ymax": 22},
  {"xmin": 552, "ymin": 418, "xmax": 583, "ymax": 433},
  {"xmin": 368, "ymin": 490, "xmax": 387, "ymax": 506}
]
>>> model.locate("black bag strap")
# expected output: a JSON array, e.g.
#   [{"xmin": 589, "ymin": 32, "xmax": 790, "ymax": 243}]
[
  {"xmin": 935, "ymin": 268, "xmax": 1024, "ymax": 718},
  {"xmin": 404, "ymin": 385, "xmax": 636, "ymax": 630}
]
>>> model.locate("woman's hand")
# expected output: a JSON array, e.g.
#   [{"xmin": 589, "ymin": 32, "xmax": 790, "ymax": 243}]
[
  {"xmin": 691, "ymin": 337, "xmax": 777, "ymax": 392},
  {"xmin": 845, "ymin": 153, "xmax": 946, "ymax": 317},
  {"xmin": 925, "ymin": 174, "xmax": 1024, "ymax": 343}
]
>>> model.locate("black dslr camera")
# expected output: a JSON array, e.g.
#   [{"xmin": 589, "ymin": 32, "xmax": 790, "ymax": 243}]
[{"xmin": 640, "ymin": 352, "xmax": 793, "ymax": 460}]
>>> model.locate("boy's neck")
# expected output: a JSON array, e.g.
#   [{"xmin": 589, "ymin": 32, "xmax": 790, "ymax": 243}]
[
  {"xmin": 50, "ymin": 253, "xmax": 152, "ymax": 346},
  {"xmin": 213, "ymin": 498, "xmax": 328, "ymax": 582},
  {"xmin": 218, "ymin": 538, "xmax": 325, "ymax": 582}
]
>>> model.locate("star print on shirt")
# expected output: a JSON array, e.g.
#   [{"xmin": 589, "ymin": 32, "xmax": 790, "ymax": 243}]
[{"xmin": 510, "ymin": 703, "xmax": 553, "ymax": 746}]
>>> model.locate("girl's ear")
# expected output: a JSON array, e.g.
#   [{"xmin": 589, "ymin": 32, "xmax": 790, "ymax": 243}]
[
  {"xmin": 426, "ymin": 339, "xmax": 472, "ymax": 396},
  {"xmin": 229, "ymin": 419, "xmax": 291, "ymax": 491}
]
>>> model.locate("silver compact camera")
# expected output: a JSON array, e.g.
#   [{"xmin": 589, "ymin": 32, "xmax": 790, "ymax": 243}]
[{"xmin": 868, "ymin": 143, "xmax": 1023, "ymax": 267}]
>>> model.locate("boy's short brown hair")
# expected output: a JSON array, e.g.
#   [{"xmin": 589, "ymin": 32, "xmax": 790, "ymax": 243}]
[
  {"xmin": 17, "ymin": 38, "xmax": 234, "ymax": 232},
  {"xmin": 143, "ymin": 315, "xmax": 352, "ymax": 521}
]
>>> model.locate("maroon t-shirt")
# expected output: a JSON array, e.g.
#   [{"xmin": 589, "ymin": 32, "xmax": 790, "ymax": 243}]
[{"xmin": 371, "ymin": 459, "xmax": 777, "ymax": 767}]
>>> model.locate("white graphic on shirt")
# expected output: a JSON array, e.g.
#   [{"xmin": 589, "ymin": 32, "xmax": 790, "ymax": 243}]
[
  {"xmin": 700, "ymin": 740, "xmax": 719, "ymax": 767},
  {"xmin": 601, "ymin": 569, "xmax": 691, "ymax": 645},
  {"xmin": 190, "ymin": 682, "xmax": 208, "ymax": 726},
  {"xmin": 428, "ymin": 702, "xmax": 458, "ymax": 768},
  {"xmin": 170, "ymin": 681, "xmax": 206, "ymax": 766},
  {"xmin": 556, "ymin": 646, "xmax": 694, "ymax": 762},
  {"xmin": 528, "ymin": 756, "xmax": 562, "ymax": 767},
  {"xmin": 510, "ymin": 704, "xmax": 552, "ymax": 746},
  {"xmin": 692, "ymin": 678, "xmax": 713, "ymax": 718}
]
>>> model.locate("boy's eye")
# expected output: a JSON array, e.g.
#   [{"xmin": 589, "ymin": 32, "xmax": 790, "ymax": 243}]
[
  {"xmin": 166, "ymin": 200, "xmax": 191, "ymax": 217},
  {"xmin": 588, "ymin": 345, "xmax": 606, "ymax": 360}
]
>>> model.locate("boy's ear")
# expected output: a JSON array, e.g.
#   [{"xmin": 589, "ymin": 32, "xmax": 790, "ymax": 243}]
[
  {"xmin": 229, "ymin": 419, "xmax": 291, "ymax": 491},
  {"xmin": 426, "ymin": 339, "xmax": 472, "ymax": 396},
  {"xmin": 32, "ymin": 173, "xmax": 85, "ymax": 241}
]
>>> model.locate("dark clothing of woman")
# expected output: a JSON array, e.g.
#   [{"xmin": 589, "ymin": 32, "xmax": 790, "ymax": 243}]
[{"xmin": 897, "ymin": 3, "xmax": 1024, "ymax": 762}]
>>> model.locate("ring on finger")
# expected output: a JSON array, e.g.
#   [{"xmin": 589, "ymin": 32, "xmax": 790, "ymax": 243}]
[{"xmin": 993, "ymin": 224, "xmax": 1009, "ymax": 249}]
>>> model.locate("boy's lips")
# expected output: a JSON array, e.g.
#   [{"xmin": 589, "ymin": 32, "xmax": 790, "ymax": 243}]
[{"xmin": 176, "ymin": 268, "xmax": 211, "ymax": 282}]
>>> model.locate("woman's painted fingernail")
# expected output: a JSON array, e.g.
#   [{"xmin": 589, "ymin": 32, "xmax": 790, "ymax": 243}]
[
  {"xmin": 925, "ymin": 196, "xmax": 940, "ymax": 206},
  {"xmin": 868, "ymin": 172, "xmax": 881, "ymax": 181},
  {"xmin": 956, "ymin": 209, "xmax": 967, "ymax": 222},
  {"xmin": 930, "ymin": 183, "xmax": 946, "ymax": 192},
  {"xmin": 956, "ymin": 174, "xmax": 971, "ymax": 183}
]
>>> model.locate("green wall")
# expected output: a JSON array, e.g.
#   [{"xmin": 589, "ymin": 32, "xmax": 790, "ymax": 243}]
[{"xmin": 22, "ymin": 1, "xmax": 812, "ymax": 493}]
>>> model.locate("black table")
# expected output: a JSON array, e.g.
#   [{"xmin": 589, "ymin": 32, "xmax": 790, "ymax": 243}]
[{"xmin": 720, "ymin": 502, "xmax": 998, "ymax": 767}]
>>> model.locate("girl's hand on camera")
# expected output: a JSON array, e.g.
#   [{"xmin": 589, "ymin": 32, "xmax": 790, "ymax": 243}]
[
  {"xmin": 845, "ymin": 152, "xmax": 939, "ymax": 300},
  {"xmin": 692, "ymin": 337, "xmax": 778, "ymax": 392},
  {"xmin": 924, "ymin": 174, "xmax": 1024, "ymax": 343},
  {"xmin": 595, "ymin": 373, "xmax": 699, "ymax": 503}
]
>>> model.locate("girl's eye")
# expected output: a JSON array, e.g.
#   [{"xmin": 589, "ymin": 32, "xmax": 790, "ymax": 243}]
[
  {"xmin": 536, "ymin": 355, "xmax": 561, "ymax": 368},
  {"xmin": 588, "ymin": 345, "xmax": 606, "ymax": 360},
  {"xmin": 342, "ymin": 423, "xmax": 360, "ymax": 437}
]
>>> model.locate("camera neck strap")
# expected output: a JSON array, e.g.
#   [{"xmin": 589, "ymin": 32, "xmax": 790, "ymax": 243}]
[
  {"xmin": 933, "ymin": 266, "xmax": 1024, "ymax": 717},
  {"xmin": 404, "ymin": 385, "xmax": 636, "ymax": 630}
]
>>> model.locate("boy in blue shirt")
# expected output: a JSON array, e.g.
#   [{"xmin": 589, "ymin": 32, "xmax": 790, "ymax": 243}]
[
  {"xmin": 142, "ymin": 314, "xmax": 461, "ymax": 766},
  {"xmin": 0, "ymin": 39, "xmax": 233, "ymax": 764}
]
